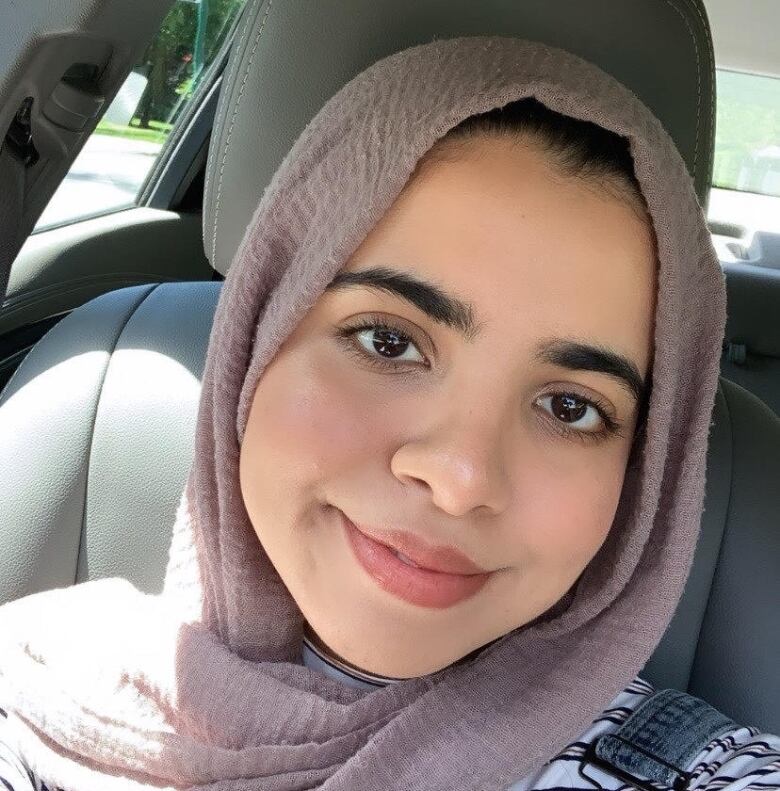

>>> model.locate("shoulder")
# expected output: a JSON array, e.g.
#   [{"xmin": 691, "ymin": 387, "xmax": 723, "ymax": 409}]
[
  {"xmin": 0, "ymin": 705, "xmax": 64, "ymax": 791},
  {"xmin": 591, "ymin": 677, "xmax": 780, "ymax": 791},
  {"xmin": 507, "ymin": 677, "xmax": 780, "ymax": 791},
  {"xmin": 685, "ymin": 715, "xmax": 780, "ymax": 791},
  {"xmin": 0, "ymin": 704, "xmax": 37, "ymax": 790}
]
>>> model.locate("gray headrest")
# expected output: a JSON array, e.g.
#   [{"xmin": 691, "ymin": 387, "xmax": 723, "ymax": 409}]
[
  {"xmin": 723, "ymin": 261, "xmax": 780, "ymax": 358},
  {"xmin": 203, "ymin": 0, "xmax": 715, "ymax": 276}
]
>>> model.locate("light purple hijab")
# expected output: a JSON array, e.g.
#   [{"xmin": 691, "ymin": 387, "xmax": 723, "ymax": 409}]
[{"xmin": 0, "ymin": 34, "xmax": 726, "ymax": 791}]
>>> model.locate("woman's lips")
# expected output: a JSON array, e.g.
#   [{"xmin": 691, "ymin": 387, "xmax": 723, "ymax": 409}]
[{"xmin": 339, "ymin": 510, "xmax": 493, "ymax": 609}]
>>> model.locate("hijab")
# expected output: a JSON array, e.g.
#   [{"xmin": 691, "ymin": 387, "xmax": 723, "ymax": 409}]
[{"xmin": 0, "ymin": 34, "xmax": 726, "ymax": 791}]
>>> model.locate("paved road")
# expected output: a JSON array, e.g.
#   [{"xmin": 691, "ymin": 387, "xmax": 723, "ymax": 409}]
[{"xmin": 35, "ymin": 134, "xmax": 163, "ymax": 231}]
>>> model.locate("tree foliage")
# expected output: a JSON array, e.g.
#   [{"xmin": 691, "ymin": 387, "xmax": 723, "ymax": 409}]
[{"xmin": 134, "ymin": 0, "xmax": 245, "ymax": 129}]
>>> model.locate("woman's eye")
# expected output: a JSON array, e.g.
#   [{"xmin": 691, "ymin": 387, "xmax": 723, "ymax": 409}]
[
  {"xmin": 338, "ymin": 319, "xmax": 428, "ymax": 367},
  {"xmin": 536, "ymin": 393, "xmax": 605, "ymax": 433}
]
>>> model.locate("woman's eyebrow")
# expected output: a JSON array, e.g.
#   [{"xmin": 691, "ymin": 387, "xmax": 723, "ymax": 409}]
[
  {"xmin": 536, "ymin": 339, "xmax": 646, "ymax": 403},
  {"xmin": 325, "ymin": 266, "xmax": 645, "ymax": 403},
  {"xmin": 325, "ymin": 266, "xmax": 480, "ymax": 340}
]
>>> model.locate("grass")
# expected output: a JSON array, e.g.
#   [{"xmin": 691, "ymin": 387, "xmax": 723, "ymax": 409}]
[{"xmin": 94, "ymin": 118, "xmax": 173, "ymax": 145}]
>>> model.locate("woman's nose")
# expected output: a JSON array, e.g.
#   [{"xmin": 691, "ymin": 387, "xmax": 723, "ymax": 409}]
[{"xmin": 389, "ymin": 407, "xmax": 512, "ymax": 517}]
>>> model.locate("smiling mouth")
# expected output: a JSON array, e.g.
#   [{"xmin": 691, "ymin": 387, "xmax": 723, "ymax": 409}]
[
  {"xmin": 338, "ymin": 509, "xmax": 493, "ymax": 609},
  {"xmin": 340, "ymin": 513, "xmax": 489, "ymax": 575}
]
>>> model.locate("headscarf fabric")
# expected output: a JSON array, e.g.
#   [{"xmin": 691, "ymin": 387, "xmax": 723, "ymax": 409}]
[{"xmin": 0, "ymin": 35, "xmax": 726, "ymax": 791}]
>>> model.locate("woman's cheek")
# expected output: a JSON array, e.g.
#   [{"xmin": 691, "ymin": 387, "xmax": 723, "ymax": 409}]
[
  {"xmin": 517, "ymin": 452, "xmax": 625, "ymax": 573},
  {"xmin": 249, "ymin": 348, "xmax": 393, "ymax": 484}
]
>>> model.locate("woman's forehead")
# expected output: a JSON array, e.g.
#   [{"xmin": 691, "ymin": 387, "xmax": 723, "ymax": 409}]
[{"xmin": 336, "ymin": 137, "xmax": 657, "ymax": 370}]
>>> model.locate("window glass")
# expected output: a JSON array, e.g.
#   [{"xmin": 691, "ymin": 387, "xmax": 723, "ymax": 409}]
[
  {"xmin": 712, "ymin": 68, "xmax": 780, "ymax": 197},
  {"xmin": 34, "ymin": 0, "xmax": 247, "ymax": 232}
]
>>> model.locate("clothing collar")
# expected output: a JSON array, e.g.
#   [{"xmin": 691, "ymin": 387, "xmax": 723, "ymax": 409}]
[{"xmin": 301, "ymin": 624, "xmax": 403, "ymax": 690}]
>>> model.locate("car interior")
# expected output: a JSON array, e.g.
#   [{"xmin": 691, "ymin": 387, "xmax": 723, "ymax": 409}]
[{"xmin": 0, "ymin": 0, "xmax": 778, "ymax": 736}]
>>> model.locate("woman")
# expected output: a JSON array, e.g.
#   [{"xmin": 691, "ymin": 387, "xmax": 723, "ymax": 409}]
[{"xmin": 0, "ymin": 35, "xmax": 778, "ymax": 791}]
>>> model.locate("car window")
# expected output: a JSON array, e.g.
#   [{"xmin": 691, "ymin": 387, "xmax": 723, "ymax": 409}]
[
  {"xmin": 33, "ymin": 0, "xmax": 248, "ymax": 232},
  {"xmin": 708, "ymin": 67, "xmax": 780, "ymax": 234},
  {"xmin": 713, "ymin": 68, "xmax": 780, "ymax": 197}
]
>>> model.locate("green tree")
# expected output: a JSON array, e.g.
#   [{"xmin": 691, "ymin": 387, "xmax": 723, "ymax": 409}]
[
  {"xmin": 135, "ymin": 3, "xmax": 195, "ymax": 128},
  {"xmin": 134, "ymin": 0, "xmax": 245, "ymax": 129},
  {"xmin": 204, "ymin": 0, "xmax": 245, "ymax": 62}
]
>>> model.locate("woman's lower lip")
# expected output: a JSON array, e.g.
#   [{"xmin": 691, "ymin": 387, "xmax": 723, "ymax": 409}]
[{"xmin": 340, "ymin": 511, "xmax": 492, "ymax": 609}]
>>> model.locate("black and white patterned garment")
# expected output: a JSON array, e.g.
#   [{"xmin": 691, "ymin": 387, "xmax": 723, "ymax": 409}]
[{"xmin": 1, "ymin": 651, "xmax": 779, "ymax": 791}]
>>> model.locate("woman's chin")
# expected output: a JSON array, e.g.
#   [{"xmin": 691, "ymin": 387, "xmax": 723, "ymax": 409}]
[{"xmin": 304, "ymin": 609, "xmax": 494, "ymax": 679}]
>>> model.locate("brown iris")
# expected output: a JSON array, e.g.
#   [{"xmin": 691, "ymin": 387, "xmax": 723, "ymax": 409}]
[
  {"xmin": 549, "ymin": 394, "xmax": 588, "ymax": 423},
  {"xmin": 372, "ymin": 328, "xmax": 410, "ymax": 358}
]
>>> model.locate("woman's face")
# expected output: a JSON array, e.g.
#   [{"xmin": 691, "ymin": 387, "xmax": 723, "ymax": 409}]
[{"xmin": 239, "ymin": 136, "xmax": 657, "ymax": 678}]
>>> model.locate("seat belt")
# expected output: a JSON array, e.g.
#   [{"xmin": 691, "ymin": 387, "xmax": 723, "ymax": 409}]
[
  {"xmin": 1, "ymin": 94, "xmax": 38, "ymax": 308},
  {"xmin": 584, "ymin": 688, "xmax": 741, "ymax": 791},
  {"xmin": 0, "ymin": 142, "xmax": 25, "ymax": 307}
]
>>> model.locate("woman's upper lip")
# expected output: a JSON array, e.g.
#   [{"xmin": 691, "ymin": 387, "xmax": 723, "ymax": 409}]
[{"xmin": 341, "ymin": 511, "xmax": 489, "ymax": 576}]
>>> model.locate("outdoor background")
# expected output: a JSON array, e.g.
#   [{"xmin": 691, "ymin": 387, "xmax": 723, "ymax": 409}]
[{"xmin": 34, "ymin": 0, "xmax": 780, "ymax": 232}]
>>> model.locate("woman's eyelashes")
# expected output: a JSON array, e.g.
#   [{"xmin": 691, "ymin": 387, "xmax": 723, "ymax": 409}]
[
  {"xmin": 333, "ymin": 315, "xmax": 624, "ymax": 443},
  {"xmin": 533, "ymin": 391, "xmax": 623, "ymax": 444},
  {"xmin": 335, "ymin": 313, "xmax": 431, "ymax": 369}
]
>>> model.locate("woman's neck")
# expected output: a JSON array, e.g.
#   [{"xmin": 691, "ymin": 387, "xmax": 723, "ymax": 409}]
[{"xmin": 301, "ymin": 622, "xmax": 405, "ymax": 686}]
